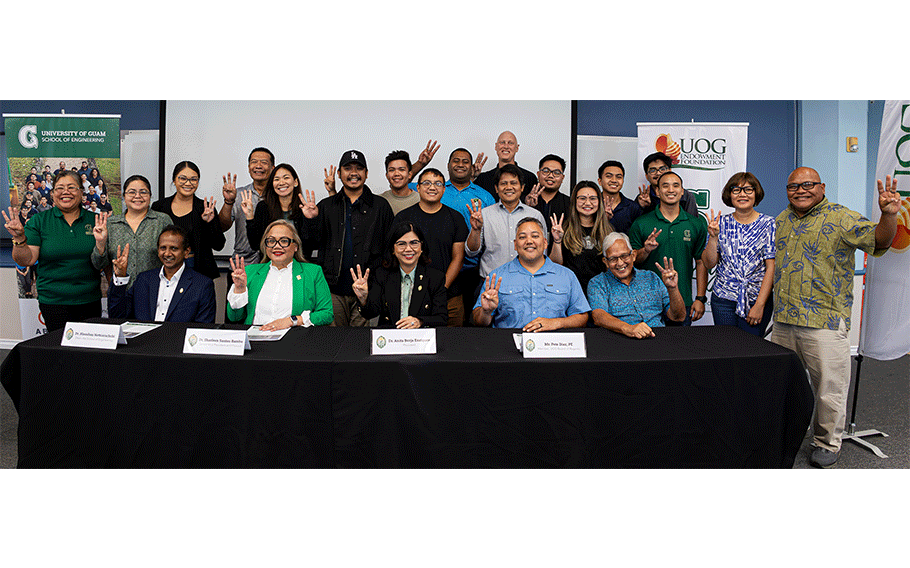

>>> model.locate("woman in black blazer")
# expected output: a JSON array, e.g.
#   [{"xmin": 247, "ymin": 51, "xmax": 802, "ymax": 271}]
[
  {"xmin": 152, "ymin": 161, "xmax": 226, "ymax": 281},
  {"xmin": 351, "ymin": 221, "xmax": 448, "ymax": 328}
]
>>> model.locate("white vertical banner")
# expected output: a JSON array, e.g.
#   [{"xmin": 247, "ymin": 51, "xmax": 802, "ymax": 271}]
[
  {"xmin": 637, "ymin": 123, "xmax": 749, "ymax": 325},
  {"xmin": 859, "ymin": 100, "xmax": 910, "ymax": 360}
]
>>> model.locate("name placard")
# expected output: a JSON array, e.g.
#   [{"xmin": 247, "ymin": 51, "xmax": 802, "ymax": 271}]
[
  {"xmin": 520, "ymin": 332, "xmax": 586, "ymax": 358},
  {"xmin": 61, "ymin": 322, "xmax": 126, "ymax": 350},
  {"xmin": 183, "ymin": 329, "xmax": 250, "ymax": 356},
  {"xmin": 371, "ymin": 328, "xmax": 437, "ymax": 355}
]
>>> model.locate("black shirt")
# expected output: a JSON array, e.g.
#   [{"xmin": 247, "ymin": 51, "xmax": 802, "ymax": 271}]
[
  {"xmin": 473, "ymin": 163, "xmax": 538, "ymax": 202},
  {"xmin": 393, "ymin": 203, "xmax": 469, "ymax": 296},
  {"xmin": 561, "ymin": 224, "xmax": 604, "ymax": 295}
]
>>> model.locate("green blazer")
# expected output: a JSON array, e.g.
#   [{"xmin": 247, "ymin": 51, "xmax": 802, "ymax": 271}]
[{"xmin": 226, "ymin": 259, "xmax": 333, "ymax": 326}]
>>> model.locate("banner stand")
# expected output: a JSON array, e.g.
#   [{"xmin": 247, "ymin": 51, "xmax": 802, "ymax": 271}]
[{"xmin": 843, "ymin": 353, "xmax": 889, "ymax": 459}]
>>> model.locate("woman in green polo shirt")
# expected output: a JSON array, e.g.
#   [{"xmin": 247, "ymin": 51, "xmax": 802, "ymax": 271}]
[{"xmin": 3, "ymin": 171, "xmax": 103, "ymax": 331}]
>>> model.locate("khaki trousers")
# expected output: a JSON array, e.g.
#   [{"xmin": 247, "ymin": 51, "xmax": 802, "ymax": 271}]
[
  {"xmin": 330, "ymin": 293, "xmax": 370, "ymax": 327},
  {"xmin": 770, "ymin": 320, "xmax": 851, "ymax": 451}
]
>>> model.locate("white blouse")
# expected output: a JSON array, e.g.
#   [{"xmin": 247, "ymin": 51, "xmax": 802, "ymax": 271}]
[{"xmin": 227, "ymin": 263, "xmax": 312, "ymax": 326}]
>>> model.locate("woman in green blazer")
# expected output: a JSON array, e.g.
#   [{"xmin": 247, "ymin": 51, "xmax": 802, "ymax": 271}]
[{"xmin": 226, "ymin": 220, "xmax": 333, "ymax": 329}]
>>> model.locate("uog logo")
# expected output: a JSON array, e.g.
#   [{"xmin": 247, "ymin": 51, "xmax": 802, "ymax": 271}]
[
  {"xmin": 65, "ymin": 328, "xmax": 74, "ymax": 340},
  {"xmin": 525, "ymin": 339, "xmax": 535, "ymax": 352},
  {"xmin": 654, "ymin": 133, "xmax": 681, "ymax": 164},
  {"xmin": 188, "ymin": 334, "xmax": 198, "ymax": 346},
  {"xmin": 19, "ymin": 125, "xmax": 38, "ymax": 149},
  {"xmin": 376, "ymin": 336, "xmax": 386, "ymax": 349}
]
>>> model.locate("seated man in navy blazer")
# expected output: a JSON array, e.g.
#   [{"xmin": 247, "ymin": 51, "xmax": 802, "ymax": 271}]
[{"xmin": 108, "ymin": 225, "xmax": 216, "ymax": 323}]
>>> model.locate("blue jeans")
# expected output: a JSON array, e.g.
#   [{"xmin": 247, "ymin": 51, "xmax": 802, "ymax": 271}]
[{"xmin": 711, "ymin": 294, "xmax": 772, "ymax": 337}]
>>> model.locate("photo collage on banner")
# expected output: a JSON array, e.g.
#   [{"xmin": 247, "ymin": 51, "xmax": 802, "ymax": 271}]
[
  {"xmin": 4, "ymin": 114, "xmax": 121, "ymax": 339},
  {"xmin": 636, "ymin": 123, "xmax": 749, "ymax": 326}
]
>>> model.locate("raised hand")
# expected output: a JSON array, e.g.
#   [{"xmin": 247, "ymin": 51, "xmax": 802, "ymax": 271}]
[
  {"xmin": 93, "ymin": 211, "xmax": 111, "ymax": 244},
  {"xmin": 706, "ymin": 208, "xmax": 721, "ymax": 239},
  {"xmin": 550, "ymin": 213, "xmax": 565, "ymax": 244},
  {"xmin": 324, "ymin": 166, "xmax": 336, "ymax": 196},
  {"xmin": 643, "ymin": 228, "xmax": 662, "ymax": 252},
  {"xmin": 2, "ymin": 206, "xmax": 25, "ymax": 238},
  {"xmin": 878, "ymin": 175, "xmax": 901, "ymax": 215},
  {"xmin": 417, "ymin": 140, "xmax": 440, "ymax": 166},
  {"xmin": 603, "ymin": 195, "xmax": 614, "ymax": 219},
  {"xmin": 229, "ymin": 255, "xmax": 247, "ymax": 291},
  {"xmin": 395, "ymin": 316, "xmax": 422, "ymax": 329},
  {"xmin": 525, "ymin": 183, "xmax": 543, "ymax": 207},
  {"xmin": 479, "ymin": 274, "xmax": 502, "ymax": 314},
  {"xmin": 655, "ymin": 256, "xmax": 678, "ymax": 289},
  {"xmin": 300, "ymin": 189, "xmax": 319, "ymax": 219},
  {"xmin": 467, "ymin": 200, "xmax": 484, "ymax": 231},
  {"xmin": 472, "ymin": 152, "xmax": 487, "ymax": 178},
  {"xmin": 112, "ymin": 244, "xmax": 130, "ymax": 278},
  {"xmin": 350, "ymin": 264, "xmax": 370, "ymax": 303},
  {"xmin": 201, "ymin": 196, "xmax": 217, "ymax": 223},
  {"xmin": 240, "ymin": 189, "xmax": 255, "ymax": 220},
  {"xmin": 222, "ymin": 172, "xmax": 238, "ymax": 203},
  {"xmin": 637, "ymin": 183, "xmax": 651, "ymax": 208}
]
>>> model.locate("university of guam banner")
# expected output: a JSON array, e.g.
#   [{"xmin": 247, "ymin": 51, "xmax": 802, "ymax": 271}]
[
  {"xmin": 4, "ymin": 114, "xmax": 121, "ymax": 339},
  {"xmin": 637, "ymin": 123, "xmax": 749, "ymax": 324},
  {"xmin": 858, "ymin": 101, "xmax": 910, "ymax": 360}
]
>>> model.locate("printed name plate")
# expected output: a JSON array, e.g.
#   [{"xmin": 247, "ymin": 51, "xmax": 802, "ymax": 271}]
[
  {"xmin": 183, "ymin": 329, "xmax": 250, "ymax": 356},
  {"xmin": 371, "ymin": 328, "xmax": 437, "ymax": 355},
  {"xmin": 520, "ymin": 332, "xmax": 586, "ymax": 358},
  {"xmin": 60, "ymin": 322, "xmax": 126, "ymax": 350}
]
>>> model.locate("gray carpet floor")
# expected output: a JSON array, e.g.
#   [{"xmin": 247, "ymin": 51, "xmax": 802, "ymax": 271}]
[{"xmin": 1, "ymin": 349, "xmax": 906, "ymax": 469}]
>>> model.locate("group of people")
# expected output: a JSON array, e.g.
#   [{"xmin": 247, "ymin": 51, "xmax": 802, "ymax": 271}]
[
  {"xmin": 18, "ymin": 161, "xmax": 113, "ymax": 218},
  {"xmin": 3, "ymin": 129, "xmax": 902, "ymax": 469}
]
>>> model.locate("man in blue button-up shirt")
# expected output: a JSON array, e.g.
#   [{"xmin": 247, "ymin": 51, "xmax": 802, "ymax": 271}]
[{"xmin": 473, "ymin": 217, "xmax": 590, "ymax": 330}]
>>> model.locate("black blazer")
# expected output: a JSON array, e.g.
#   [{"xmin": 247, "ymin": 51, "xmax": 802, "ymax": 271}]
[
  {"xmin": 358, "ymin": 264, "xmax": 448, "ymax": 327},
  {"xmin": 152, "ymin": 195, "xmax": 226, "ymax": 280}
]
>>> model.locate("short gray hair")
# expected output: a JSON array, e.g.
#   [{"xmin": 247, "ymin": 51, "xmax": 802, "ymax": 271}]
[{"xmin": 601, "ymin": 232, "xmax": 631, "ymax": 257}]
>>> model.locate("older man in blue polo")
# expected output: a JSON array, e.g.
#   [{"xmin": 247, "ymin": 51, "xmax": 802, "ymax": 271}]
[
  {"xmin": 473, "ymin": 217, "xmax": 589, "ymax": 331},
  {"xmin": 587, "ymin": 232, "xmax": 685, "ymax": 338}
]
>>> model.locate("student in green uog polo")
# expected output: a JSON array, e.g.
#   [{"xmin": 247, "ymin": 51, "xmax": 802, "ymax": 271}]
[{"xmin": 226, "ymin": 220, "xmax": 333, "ymax": 329}]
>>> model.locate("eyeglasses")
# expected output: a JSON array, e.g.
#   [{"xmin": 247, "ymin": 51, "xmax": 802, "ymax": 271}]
[
  {"xmin": 395, "ymin": 239, "xmax": 421, "ymax": 250},
  {"xmin": 176, "ymin": 176, "xmax": 199, "ymax": 185},
  {"xmin": 418, "ymin": 180, "xmax": 445, "ymax": 188},
  {"xmin": 124, "ymin": 189, "xmax": 151, "ymax": 196},
  {"xmin": 576, "ymin": 196, "xmax": 599, "ymax": 203},
  {"xmin": 265, "ymin": 237, "xmax": 293, "ymax": 248},
  {"xmin": 606, "ymin": 252, "xmax": 633, "ymax": 264},
  {"xmin": 786, "ymin": 181, "xmax": 822, "ymax": 192},
  {"xmin": 540, "ymin": 168, "xmax": 563, "ymax": 177},
  {"xmin": 647, "ymin": 166, "xmax": 670, "ymax": 176},
  {"xmin": 730, "ymin": 186, "xmax": 755, "ymax": 195}
]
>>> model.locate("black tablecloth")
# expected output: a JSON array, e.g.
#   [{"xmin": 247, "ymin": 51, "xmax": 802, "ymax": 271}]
[{"xmin": 1, "ymin": 323, "xmax": 813, "ymax": 468}]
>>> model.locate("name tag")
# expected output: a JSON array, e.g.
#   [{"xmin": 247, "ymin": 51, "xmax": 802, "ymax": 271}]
[
  {"xmin": 371, "ymin": 328, "xmax": 437, "ymax": 355},
  {"xmin": 520, "ymin": 332, "xmax": 586, "ymax": 358},
  {"xmin": 183, "ymin": 329, "xmax": 250, "ymax": 356},
  {"xmin": 61, "ymin": 322, "xmax": 126, "ymax": 349}
]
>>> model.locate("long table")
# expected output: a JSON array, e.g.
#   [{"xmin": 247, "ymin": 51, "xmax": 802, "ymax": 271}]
[{"xmin": 1, "ymin": 323, "xmax": 814, "ymax": 468}]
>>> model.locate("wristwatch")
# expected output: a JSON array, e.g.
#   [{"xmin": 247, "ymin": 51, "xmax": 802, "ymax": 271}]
[
  {"xmin": 290, "ymin": 315, "xmax": 300, "ymax": 327},
  {"xmin": 694, "ymin": 295, "xmax": 708, "ymax": 303}
]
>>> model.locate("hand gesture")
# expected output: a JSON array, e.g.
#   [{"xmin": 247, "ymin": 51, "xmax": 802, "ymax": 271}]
[
  {"xmin": 637, "ymin": 183, "xmax": 651, "ymax": 208},
  {"xmin": 222, "ymin": 172, "xmax": 238, "ymax": 203},
  {"xmin": 523, "ymin": 317, "xmax": 557, "ymax": 333},
  {"xmin": 2, "ymin": 206, "xmax": 25, "ymax": 238},
  {"xmin": 395, "ymin": 316, "xmax": 422, "ymax": 330},
  {"xmin": 643, "ymin": 228, "xmax": 662, "ymax": 252},
  {"xmin": 624, "ymin": 322, "xmax": 655, "ymax": 339},
  {"xmin": 240, "ymin": 189, "xmax": 255, "ymax": 220},
  {"xmin": 479, "ymin": 274, "xmax": 502, "ymax": 313},
  {"xmin": 550, "ymin": 213, "xmax": 565, "ymax": 244},
  {"xmin": 112, "ymin": 244, "xmax": 130, "ymax": 278},
  {"xmin": 300, "ymin": 189, "xmax": 319, "ymax": 219},
  {"xmin": 472, "ymin": 152, "xmax": 487, "ymax": 178},
  {"xmin": 201, "ymin": 196, "xmax": 217, "ymax": 223},
  {"xmin": 229, "ymin": 255, "xmax": 247, "ymax": 292},
  {"xmin": 878, "ymin": 175, "xmax": 901, "ymax": 215},
  {"xmin": 706, "ymin": 208, "xmax": 721, "ymax": 239},
  {"xmin": 324, "ymin": 166, "xmax": 336, "ymax": 196},
  {"xmin": 350, "ymin": 264, "xmax": 370, "ymax": 303},
  {"xmin": 655, "ymin": 256, "xmax": 678, "ymax": 289},
  {"xmin": 525, "ymin": 183, "xmax": 543, "ymax": 207},
  {"xmin": 603, "ymin": 195, "xmax": 614, "ymax": 219},
  {"xmin": 417, "ymin": 140, "xmax": 440, "ymax": 166},
  {"xmin": 467, "ymin": 200, "xmax": 484, "ymax": 231},
  {"xmin": 93, "ymin": 211, "xmax": 110, "ymax": 244}
]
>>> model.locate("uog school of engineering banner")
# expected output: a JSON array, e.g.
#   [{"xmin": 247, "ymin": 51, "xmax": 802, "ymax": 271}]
[
  {"xmin": 637, "ymin": 122, "xmax": 749, "ymax": 325},
  {"xmin": 859, "ymin": 100, "xmax": 910, "ymax": 361},
  {"xmin": 4, "ymin": 113, "xmax": 121, "ymax": 339}
]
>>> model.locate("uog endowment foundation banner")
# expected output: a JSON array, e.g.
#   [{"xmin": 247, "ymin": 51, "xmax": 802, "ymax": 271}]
[
  {"xmin": 4, "ymin": 113, "xmax": 121, "ymax": 339},
  {"xmin": 637, "ymin": 123, "xmax": 749, "ymax": 326},
  {"xmin": 859, "ymin": 100, "xmax": 910, "ymax": 361}
]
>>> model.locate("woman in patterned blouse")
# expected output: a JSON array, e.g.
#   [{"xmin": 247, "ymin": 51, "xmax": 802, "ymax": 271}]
[{"xmin": 702, "ymin": 172, "xmax": 776, "ymax": 337}]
